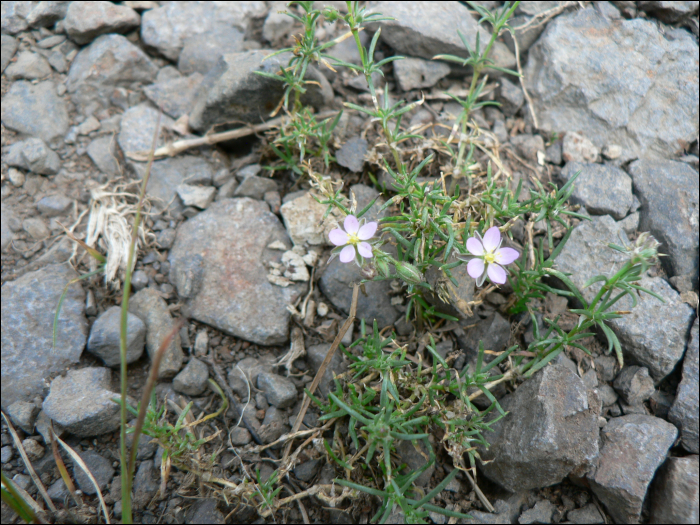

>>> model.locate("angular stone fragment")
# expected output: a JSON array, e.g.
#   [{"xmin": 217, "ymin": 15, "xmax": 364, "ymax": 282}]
[
  {"xmin": 478, "ymin": 365, "xmax": 600, "ymax": 491},
  {"xmin": 627, "ymin": 159, "xmax": 699, "ymax": 287},
  {"xmin": 559, "ymin": 162, "xmax": 633, "ymax": 220},
  {"xmin": 524, "ymin": 7, "xmax": 699, "ymax": 162},
  {"xmin": 669, "ymin": 318, "xmax": 699, "ymax": 454},
  {"xmin": 64, "ymin": 1, "xmax": 140, "ymax": 45},
  {"xmin": 589, "ymin": 414, "xmax": 677, "ymax": 524},
  {"xmin": 173, "ymin": 358, "xmax": 209, "ymax": 396},
  {"xmin": 280, "ymin": 191, "xmax": 343, "ymax": 246},
  {"xmin": 43, "ymin": 368, "xmax": 123, "ymax": 438},
  {"xmin": 87, "ymin": 306, "xmax": 145, "ymax": 367},
  {"xmin": 169, "ymin": 199, "xmax": 306, "ymax": 345},
  {"xmin": 649, "ymin": 455, "xmax": 699, "ymax": 524},
  {"xmin": 189, "ymin": 50, "xmax": 333, "ymax": 133},
  {"xmin": 129, "ymin": 288, "xmax": 184, "ymax": 379},
  {"xmin": 554, "ymin": 215, "xmax": 695, "ymax": 381},
  {"xmin": 1, "ymin": 81, "xmax": 69, "ymax": 145},
  {"xmin": 1, "ymin": 264, "xmax": 87, "ymax": 409}
]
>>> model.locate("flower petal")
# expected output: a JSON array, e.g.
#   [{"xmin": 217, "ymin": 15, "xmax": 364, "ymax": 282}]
[
  {"xmin": 344, "ymin": 215, "xmax": 359, "ymax": 235},
  {"xmin": 466, "ymin": 237, "xmax": 484, "ymax": 256},
  {"xmin": 487, "ymin": 263, "xmax": 507, "ymax": 284},
  {"xmin": 329, "ymin": 228, "xmax": 349, "ymax": 246},
  {"xmin": 467, "ymin": 258, "xmax": 485, "ymax": 279},
  {"xmin": 339, "ymin": 245, "xmax": 356, "ymax": 263},
  {"xmin": 357, "ymin": 242, "xmax": 373, "ymax": 258},
  {"xmin": 358, "ymin": 221, "xmax": 378, "ymax": 240},
  {"xmin": 482, "ymin": 227, "xmax": 501, "ymax": 252},
  {"xmin": 495, "ymin": 247, "xmax": 519, "ymax": 265}
]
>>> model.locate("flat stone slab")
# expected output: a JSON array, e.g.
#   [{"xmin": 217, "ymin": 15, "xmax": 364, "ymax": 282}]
[{"xmin": 169, "ymin": 198, "xmax": 306, "ymax": 345}]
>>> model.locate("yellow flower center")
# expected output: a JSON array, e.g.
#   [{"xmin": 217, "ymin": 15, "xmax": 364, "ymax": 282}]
[
  {"xmin": 484, "ymin": 251, "xmax": 496, "ymax": 265},
  {"xmin": 347, "ymin": 233, "xmax": 360, "ymax": 245}
]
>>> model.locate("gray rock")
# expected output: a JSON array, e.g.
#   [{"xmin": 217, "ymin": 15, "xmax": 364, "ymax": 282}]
[
  {"xmin": 1, "ymin": 1, "xmax": 33, "ymax": 34},
  {"xmin": 233, "ymin": 175, "xmax": 277, "ymax": 200},
  {"xmin": 455, "ymin": 312, "xmax": 511, "ymax": 363},
  {"xmin": 306, "ymin": 343, "xmax": 343, "ymax": 398},
  {"xmin": 595, "ymin": 354, "xmax": 618, "ymax": 383},
  {"xmin": 559, "ymin": 162, "xmax": 633, "ymax": 220},
  {"xmin": 257, "ymin": 372, "xmax": 297, "ymax": 409},
  {"xmin": 510, "ymin": 134, "xmax": 545, "ymax": 162},
  {"xmin": 279, "ymin": 191, "xmax": 343, "ymax": 246},
  {"xmin": 37, "ymin": 193, "xmax": 72, "ymax": 217},
  {"xmin": 424, "ymin": 253, "xmax": 479, "ymax": 320},
  {"xmin": 215, "ymin": 178, "xmax": 238, "ymax": 201},
  {"xmin": 519, "ymin": 500, "xmax": 554, "ymax": 524},
  {"xmin": 229, "ymin": 426, "xmax": 251, "ymax": 446},
  {"xmin": 185, "ymin": 498, "xmax": 224, "ymax": 524},
  {"xmin": 589, "ymin": 414, "xmax": 678, "ymax": 524},
  {"xmin": 141, "ymin": 1, "xmax": 266, "ymax": 61},
  {"xmin": 143, "ymin": 72, "xmax": 203, "ymax": 119},
  {"xmin": 64, "ymin": 1, "xmax": 139, "ymax": 45},
  {"xmin": 638, "ymin": 0, "xmax": 698, "ymax": 22},
  {"xmin": 87, "ymin": 306, "xmax": 145, "ymax": 367},
  {"xmin": 627, "ymin": 159, "xmax": 699, "ymax": 287},
  {"xmin": 117, "ymin": 103, "xmax": 175, "ymax": 159},
  {"xmin": 259, "ymin": 405, "xmax": 290, "ymax": 444},
  {"xmin": 43, "ymin": 367, "xmax": 122, "ymax": 437},
  {"xmin": 649, "ymin": 455, "xmax": 699, "ymax": 524},
  {"xmin": 581, "ymin": 369, "xmax": 598, "ymax": 389},
  {"xmin": 132, "ymin": 461, "xmax": 159, "ymax": 510},
  {"xmin": 613, "ymin": 366, "xmax": 655, "ymax": 405},
  {"xmin": 502, "ymin": 14, "xmax": 547, "ymax": 54},
  {"xmin": 335, "ymin": 137, "xmax": 368, "ymax": 173},
  {"xmin": 170, "ymin": 199, "xmax": 306, "ymax": 345},
  {"xmin": 669, "ymin": 318, "xmax": 699, "ymax": 454},
  {"xmin": 524, "ymin": 7, "xmax": 699, "ymax": 162},
  {"xmin": 7, "ymin": 400, "xmax": 39, "ymax": 435},
  {"xmin": 156, "ymin": 229, "xmax": 176, "ymax": 250},
  {"xmin": 177, "ymin": 184, "xmax": 216, "ymax": 209},
  {"xmin": 12, "ymin": 474, "xmax": 31, "ymax": 490},
  {"xmin": 1, "ymin": 264, "xmax": 87, "ymax": 410},
  {"xmin": 87, "ymin": 136, "xmax": 121, "ymax": 179},
  {"xmin": 72, "ymin": 449, "xmax": 114, "ymax": 494},
  {"xmin": 236, "ymin": 164, "xmax": 262, "ymax": 179},
  {"xmin": 36, "ymin": 34, "xmax": 66, "ymax": 49},
  {"xmin": 393, "ymin": 57, "xmax": 450, "ymax": 91},
  {"xmin": 618, "ymin": 211, "xmax": 639, "ymax": 236},
  {"xmin": 567, "ymin": 503, "xmax": 604, "ymax": 524},
  {"xmin": 1, "ymin": 34, "xmax": 18, "ymax": 72},
  {"xmin": 371, "ymin": 1, "xmax": 515, "ymax": 72},
  {"xmin": 554, "ymin": 215, "xmax": 695, "ymax": 382},
  {"xmin": 478, "ymin": 365, "xmax": 600, "ymax": 492},
  {"xmin": 1, "ymin": 80, "xmax": 68, "ymax": 146},
  {"xmin": 294, "ymin": 458, "xmax": 322, "ymax": 482},
  {"xmin": 598, "ymin": 384, "xmax": 619, "ymax": 407},
  {"xmin": 178, "ymin": 26, "xmax": 244, "ymax": 76},
  {"xmin": 1, "ymin": 446, "xmax": 12, "ymax": 464},
  {"xmin": 66, "ymin": 34, "xmax": 157, "ymax": 113},
  {"xmin": 263, "ymin": 1, "xmax": 294, "ymax": 44},
  {"xmin": 5, "ymin": 50, "xmax": 52, "ymax": 80},
  {"xmin": 131, "ymin": 270, "xmax": 149, "ymax": 291},
  {"xmin": 189, "ymin": 49, "xmax": 333, "ymax": 133},
  {"xmin": 173, "ymin": 358, "xmax": 209, "ymax": 396},
  {"xmin": 129, "ymin": 288, "xmax": 183, "ymax": 378},
  {"xmin": 47, "ymin": 478, "xmax": 70, "ymax": 502},
  {"xmin": 545, "ymin": 141, "xmax": 562, "ymax": 165},
  {"xmin": 319, "ymin": 257, "xmax": 399, "ymax": 328},
  {"xmin": 396, "ymin": 439, "xmax": 434, "ymax": 487},
  {"xmin": 498, "ymin": 77, "xmax": 524, "ymax": 117},
  {"xmin": 28, "ymin": 3, "xmax": 73, "ymax": 29},
  {"xmin": 22, "ymin": 217, "xmax": 49, "ymax": 240}
]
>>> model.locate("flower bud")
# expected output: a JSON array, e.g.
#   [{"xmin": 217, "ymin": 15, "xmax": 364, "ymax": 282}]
[
  {"xmin": 395, "ymin": 261, "xmax": 423, "ymax": 285},
  {"xmin": 375, "ymin": 258, "xmax": 390, "ymax": 278}
]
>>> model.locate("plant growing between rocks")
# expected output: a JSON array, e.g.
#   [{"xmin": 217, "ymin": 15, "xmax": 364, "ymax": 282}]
[{"xmin": 16, "ymin": 2, "xmax": 672, "ymax": 524}]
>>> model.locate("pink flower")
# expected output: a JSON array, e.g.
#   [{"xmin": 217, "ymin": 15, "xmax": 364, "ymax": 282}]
[
  {"xmin": 456, "ymin": 226, "xmax": 519, "ymax": 286},
  {"xmin": 329, "ymin": 215, "xmax": 378, "ymax": 263}
]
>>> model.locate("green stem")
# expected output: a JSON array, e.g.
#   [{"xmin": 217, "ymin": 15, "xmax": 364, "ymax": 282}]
[{"xmin": 119, "ymin": 114, "xmax": 161, "ymax": 524}]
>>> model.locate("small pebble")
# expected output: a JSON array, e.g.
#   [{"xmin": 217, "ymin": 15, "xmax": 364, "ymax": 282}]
[{"xmin": 317, "ymin": 302, "xmax": 329, "ymax": 317}]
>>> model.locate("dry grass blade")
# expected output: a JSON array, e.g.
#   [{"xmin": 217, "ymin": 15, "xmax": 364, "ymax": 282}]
[
  {"xmin": 282, "ymin": 284, "xmax": 360, "ymax": 462},
  {"xmin": 1, "ymin": 411, "xmax": 57, "ymax": 515},
  {"xmin": 48, "ymin": 425, "xmax": 81, "ymax": 508},
  {"xmin": 51, "ymin": 434, "xmax": 111, "ymax": 524}
]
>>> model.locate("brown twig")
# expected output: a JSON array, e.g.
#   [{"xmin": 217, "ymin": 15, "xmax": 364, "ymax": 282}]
[
  {"xmin": 125, "ymin": 110, "xmax": 339, "ymax": 162},
  {"xmin": 282, "ymin": 284, "xmax": 360, "ymax": 462},
  {"xmin": 512, "ymin": 34, "xmax": 539, "ymax": 130}
]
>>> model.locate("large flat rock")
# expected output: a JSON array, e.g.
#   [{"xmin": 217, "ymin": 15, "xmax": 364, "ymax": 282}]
[{"xmin": 169, "ymin": 198, "xmax": 306, "ymax": 345}]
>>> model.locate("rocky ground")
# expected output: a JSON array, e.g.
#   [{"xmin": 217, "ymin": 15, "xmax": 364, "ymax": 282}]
[{"xmin": 1, "ymin": 1, "xmax": 699, "ymax": 524}]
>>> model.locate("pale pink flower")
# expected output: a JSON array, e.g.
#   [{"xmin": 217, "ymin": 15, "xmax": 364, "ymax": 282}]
[
  {"xmin": 329, "ymin": 215, "xmax": 377, "ymax": 263},
  {"xmin": 456, "ymin": 226, "xmax": 519, "ymax": 286}
]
